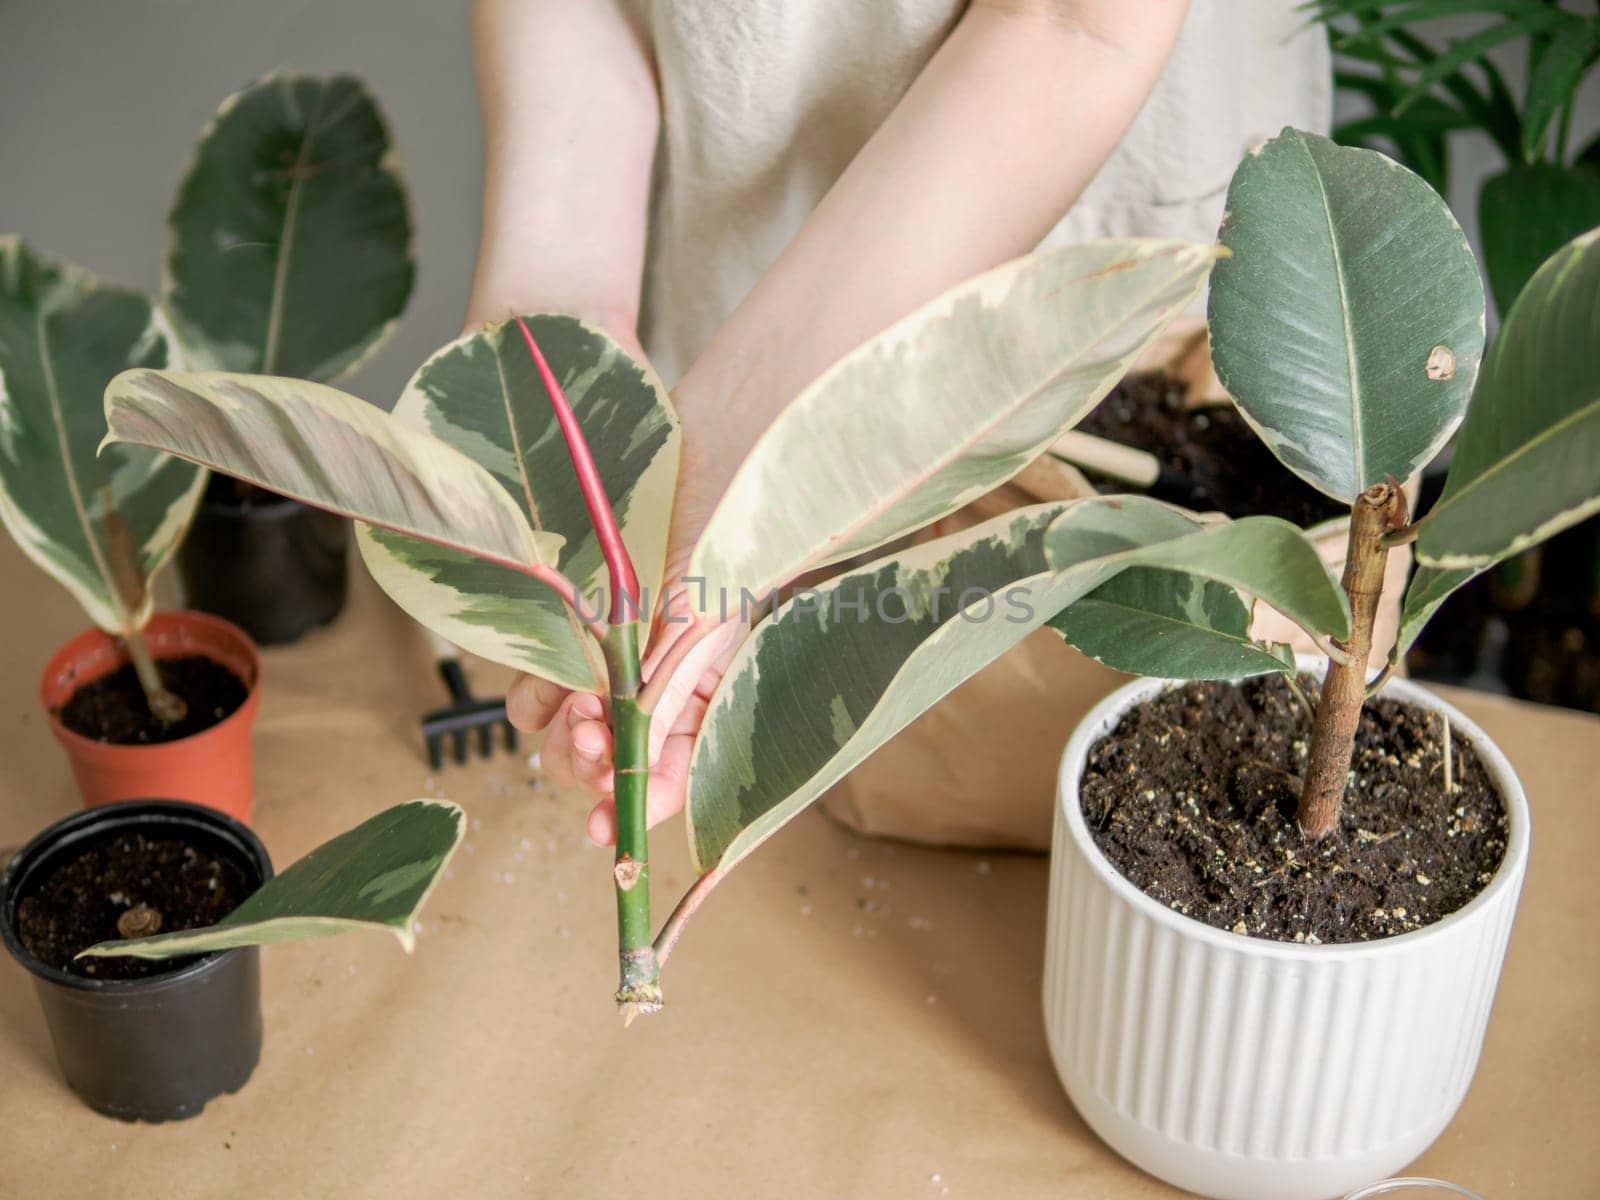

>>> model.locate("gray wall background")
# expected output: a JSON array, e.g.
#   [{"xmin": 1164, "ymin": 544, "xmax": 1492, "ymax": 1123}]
[
  {"xmin": 0, "ymin": 0, "xmax": 481, "ymax": 407},
  {"xmin": 2, "ymin": 2, "xmax": 1597, "ymax": 407}
]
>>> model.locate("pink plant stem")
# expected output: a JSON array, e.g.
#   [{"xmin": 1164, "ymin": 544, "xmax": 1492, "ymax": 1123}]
[
  {"xmin": 514, "ymin": 315, "xmax": 640, "ymax": 624},
  {"xmin": 653, "ymin": 869, "xmax": 722, "ymax": 966},
  {"xmin": 636, "ymin": 616, "xmax": 719, "ymax": 715}
]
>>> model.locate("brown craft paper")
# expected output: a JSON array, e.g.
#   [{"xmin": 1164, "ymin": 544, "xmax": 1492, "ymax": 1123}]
[
  {"xmin": 0, "ymin": 513, "xmax": 1592, "ymax": 1197},
  {"xmin": 824, "ymin": 323, "xmax": 1413, "ymax": 851}
]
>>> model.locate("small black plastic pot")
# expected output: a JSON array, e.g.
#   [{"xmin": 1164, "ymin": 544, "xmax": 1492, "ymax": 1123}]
[
  {"xmin": 0, "ymin": 801, "xmax": 273, "ymax": 1122},
  {"xmin": 177, "ymin": 480, "xmax": 349, "ymax": 647}
]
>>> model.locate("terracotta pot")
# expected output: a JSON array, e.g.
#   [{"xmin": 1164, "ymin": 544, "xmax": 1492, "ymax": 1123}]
[
  {"xmin": 1043, "ymin": 662, "xmax": 1529, "ymax": 1200},
  {"xmin": 40, "ymin": 612, "xmax": 262, "ymax": 822}
]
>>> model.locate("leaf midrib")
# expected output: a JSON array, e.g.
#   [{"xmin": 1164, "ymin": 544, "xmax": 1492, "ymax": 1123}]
[
  {"xmin": 261, "ymin": 81, "xmax": 327, "ymax": 374},
  {"xmin": 39, "ymin": 304, "xmax": 126, "ymax": 629},
  {"xmin": 1300, "ymin": 134, "xmax": 1366, "ymax": 493}
]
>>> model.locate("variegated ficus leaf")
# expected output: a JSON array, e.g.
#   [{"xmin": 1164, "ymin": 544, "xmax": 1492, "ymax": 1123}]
[
  {"xmin": 164, "ymin": 74, "xmax": 415, "ymax": 383},
  {"xmin": 687, "ymin": 238, "xmax": 1220, "ymax": 609},
  {"xmin": 79, "ymin": 800, "xmax": 464, "ymax": 961},
  {"xmin": 683, "ymin": 497, "xmax": 1347, "ymax": 876},
  {"xmin": 357, "ymin": 314, "xmax": 679, "ymax": 690},
  {"xmin": 1208, "ymin": 128, "xmax": 1486, "ymax": 502},
  {"xmin": 1044, "ymin": 499, "xmax": 1348, "ymax": 679},
  {"xmin": 101, "ymin": 370, "xmax": 565, "ymax": 580},
  {"xmin": 1398, "ymin": 226, "xmax": 1600, "ymax": 652},
  {"xmin": 0, "ymin": 238, "xmax": 205, "ymax": 633}
]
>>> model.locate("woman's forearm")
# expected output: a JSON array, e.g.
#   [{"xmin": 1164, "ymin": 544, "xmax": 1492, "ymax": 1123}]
[
  {"xmin": 465, "ymin": 0, "xmax": 658, "ymax": 338},
  {"xmin": 670, "ymin": 0, "xmax": 1189, "ymax": 547}
]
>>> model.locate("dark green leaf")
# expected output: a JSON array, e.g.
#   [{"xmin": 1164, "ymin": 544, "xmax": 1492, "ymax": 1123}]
[
  {"xmin": 1050, "ymin": 567, "xmax": 1296, "ymax": 680},
  {"xmin": 1417, "ymin": 227, "xmax": 1600, "ymax": 567},
  {"xmin": 1479, "ymin": 163, "xmax": 1600, "ymax": 314},
  {"xmin": 1394, "ymin": 11, "xmax": 1568, "ymax": 115},
  {"xmin": 1521, "ymin": 17, "xmax": 1597, "ymax": 162},
  {"xmin": 1209, "ymin": 130, "xmax": 1485, "ymax": 501}
]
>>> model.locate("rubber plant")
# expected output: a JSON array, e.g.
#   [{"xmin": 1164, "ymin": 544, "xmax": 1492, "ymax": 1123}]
[
  {"xmin": 1312, "ymin": 0, "xmax": 1600, "ymax": 314},
  {"xmin": 0, "ymin": 72, "xmax": 412, "ymax": 722},
  {"xmin": 0, "ymin": 237, "xmax": 206, "ymax": 721},
  {"xmin": 0, "ymin": 242, "xmax": 463, "ymax": 937},
  {"xmin": 101, "ymin": 237, "xmax": 1375, "ymax": 1019},
  {"xmin": 1049, "ymin": 128, "xmax": 1600, "ymax": 837}
]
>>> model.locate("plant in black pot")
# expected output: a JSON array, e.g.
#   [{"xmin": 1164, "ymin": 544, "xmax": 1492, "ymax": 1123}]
[
  {"xmin": 0, "ymin": 798, "xmax": 461, "ymax": 1121},
  {"xmin": 165, "ymin": 73, "xmax": 415, "ymax": 645}
]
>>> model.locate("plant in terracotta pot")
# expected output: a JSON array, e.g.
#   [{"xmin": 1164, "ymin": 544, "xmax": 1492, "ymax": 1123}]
[
  {"xmin": 165, "ymin": 73, "xmax": 415, "ymax": 646},
  {"xmin": 1039, "ymin": 130, "xmax": 1600, "ymax": 1200},
  {"xmin": 0, "ymin": 797, "xmax": 462, "ymax": 1121},
  {"xmin": 0, "ymin": 238, "xmax": 265, "ymax": 818},
  {"xmin": 98, "ymin": 238, "xmax": 1372, "ymax": 1020}
]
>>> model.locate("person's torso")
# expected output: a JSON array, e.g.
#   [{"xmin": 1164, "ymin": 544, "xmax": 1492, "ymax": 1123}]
[{"xmin": 631, "ymin": 0, "xmax": 1331, "ymax": 381}]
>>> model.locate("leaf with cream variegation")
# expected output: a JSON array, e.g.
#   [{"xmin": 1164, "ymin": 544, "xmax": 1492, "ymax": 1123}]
[
  {"xmin": 102, "ymin": 370, "xmax": 565, "ymax": 579},
  {"xmin": 688, "ymin": 239, "xmax": 1220, "ymax": 608},
  {"xmin": 686, "ymin": 496, "xmax": 1348, "ymax": 878},
  {"xmin": 0, "ymin": 238, "xmax": 204, "ymax": 633},
  {"xmin": 164, "ymin": 74, "xmax": 414, "ymax": 384},
  {"xmin": 356, "ymin": 314, "xmax": 678, "ymax": 686},
  {"xmin": 79, "ymin": 800, "xmax": 465, "ymax": 961}
]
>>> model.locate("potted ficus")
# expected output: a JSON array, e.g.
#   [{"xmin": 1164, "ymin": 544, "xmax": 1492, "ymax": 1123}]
[
  {"xmin": 0, "ymin": 797, "xmax": 461, "ymax": 1121},
  {"xmin": 165, "ymin": 73, "xmax": 415, "ymax": 646},
  {"xmin": 1038, "ymin": 130, "xmax": 1599, "ymax": 1200},
  {"xmin": 0, "ymin": 237, "xmax": 262, "ymax": 818}
]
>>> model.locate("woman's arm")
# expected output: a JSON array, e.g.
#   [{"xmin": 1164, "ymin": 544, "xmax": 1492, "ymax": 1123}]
[
  {"xmin": 464, "ymin": 0, "xmax": 658, "ymax": 341},
  {"xmin": 668, "ymin": 0, "xmax": 1191, "ymax": 548}
]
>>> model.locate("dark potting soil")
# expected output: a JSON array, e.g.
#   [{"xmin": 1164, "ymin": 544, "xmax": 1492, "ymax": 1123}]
[
  {"xmin": 15, "ymin": 833, "xmax": 251, "ymax": 980},
  {"xmin": 1081, "ymin": 675, "xmax": 1508, "ymax": 944},
  {"xmin": 1078, "ymin": 373, "xmax": 1345, "ymax": 528},
  {"xmin": 57, "ymin": 655, "xmax": 248, "ymax": 745}
]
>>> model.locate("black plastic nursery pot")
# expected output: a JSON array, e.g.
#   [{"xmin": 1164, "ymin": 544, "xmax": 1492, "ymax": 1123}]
[
  {"xmin": 177, "ymin": 480, "xmax": 349, "ymax": 647},
  {"xmin": 0, "ymin": 800, "xmax": 273, "ymax": 1122}
]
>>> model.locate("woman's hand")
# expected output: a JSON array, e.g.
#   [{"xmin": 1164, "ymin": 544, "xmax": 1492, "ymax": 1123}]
[{"xmin": 508, "ymin": 564, "xmax": 744, "ymax": 846}]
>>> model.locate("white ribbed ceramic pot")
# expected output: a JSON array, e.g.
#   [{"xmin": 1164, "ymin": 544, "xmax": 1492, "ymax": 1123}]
[{"xmin": 1043, "ymin": 671, "xmax": 1530, "ymax": 1200}]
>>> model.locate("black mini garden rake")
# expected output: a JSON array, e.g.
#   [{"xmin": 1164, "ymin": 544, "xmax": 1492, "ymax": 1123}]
[{"xmin": 420, "ymin": 634, "xmax": 518, "ymax": 769}]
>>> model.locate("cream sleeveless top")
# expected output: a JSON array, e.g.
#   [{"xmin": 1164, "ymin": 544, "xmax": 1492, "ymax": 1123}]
[{"xmin": 630, "ymin": 1, "xmax": 1331, "ymax": 382}]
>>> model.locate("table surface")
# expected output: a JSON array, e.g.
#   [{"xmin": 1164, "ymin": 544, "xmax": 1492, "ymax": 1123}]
[{"xmin": 0, "ymin": 539, "xmax": 1595, "ymax": 1200}]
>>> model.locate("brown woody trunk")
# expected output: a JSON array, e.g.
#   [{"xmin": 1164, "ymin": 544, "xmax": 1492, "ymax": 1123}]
[{"xmin": 1297, "ymin": 481, "xmax": 1408, "ymax": 838}]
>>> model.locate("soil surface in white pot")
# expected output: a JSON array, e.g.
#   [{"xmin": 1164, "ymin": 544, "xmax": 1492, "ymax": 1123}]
[
  {"xmin": 1079, "ymin": 372, "xmax": 1344, "ymax": 527},
  {"xmin": 1081, "ymin": 675, "xmax": 1507, "ymax": 944},
  {"xmin": 57, "ymin": 656, "xmax": 248, "ymax": 745},
  {"xmin": 16, "ymin": 832, "xmax": 250, "ymax": 980}
]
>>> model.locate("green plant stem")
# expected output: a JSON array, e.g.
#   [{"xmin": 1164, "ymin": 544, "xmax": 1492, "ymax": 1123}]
[
  {"xmin": 602, "ymin": 621, "xmax": 661, "ymax": 1023},
  {"xmin": 1297, "ymin": 481, "xmax": 1407, "ymax": 838},
  {"xmin": 123, "ymin": 628, "xmax": 187, "ymax": 724}
]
